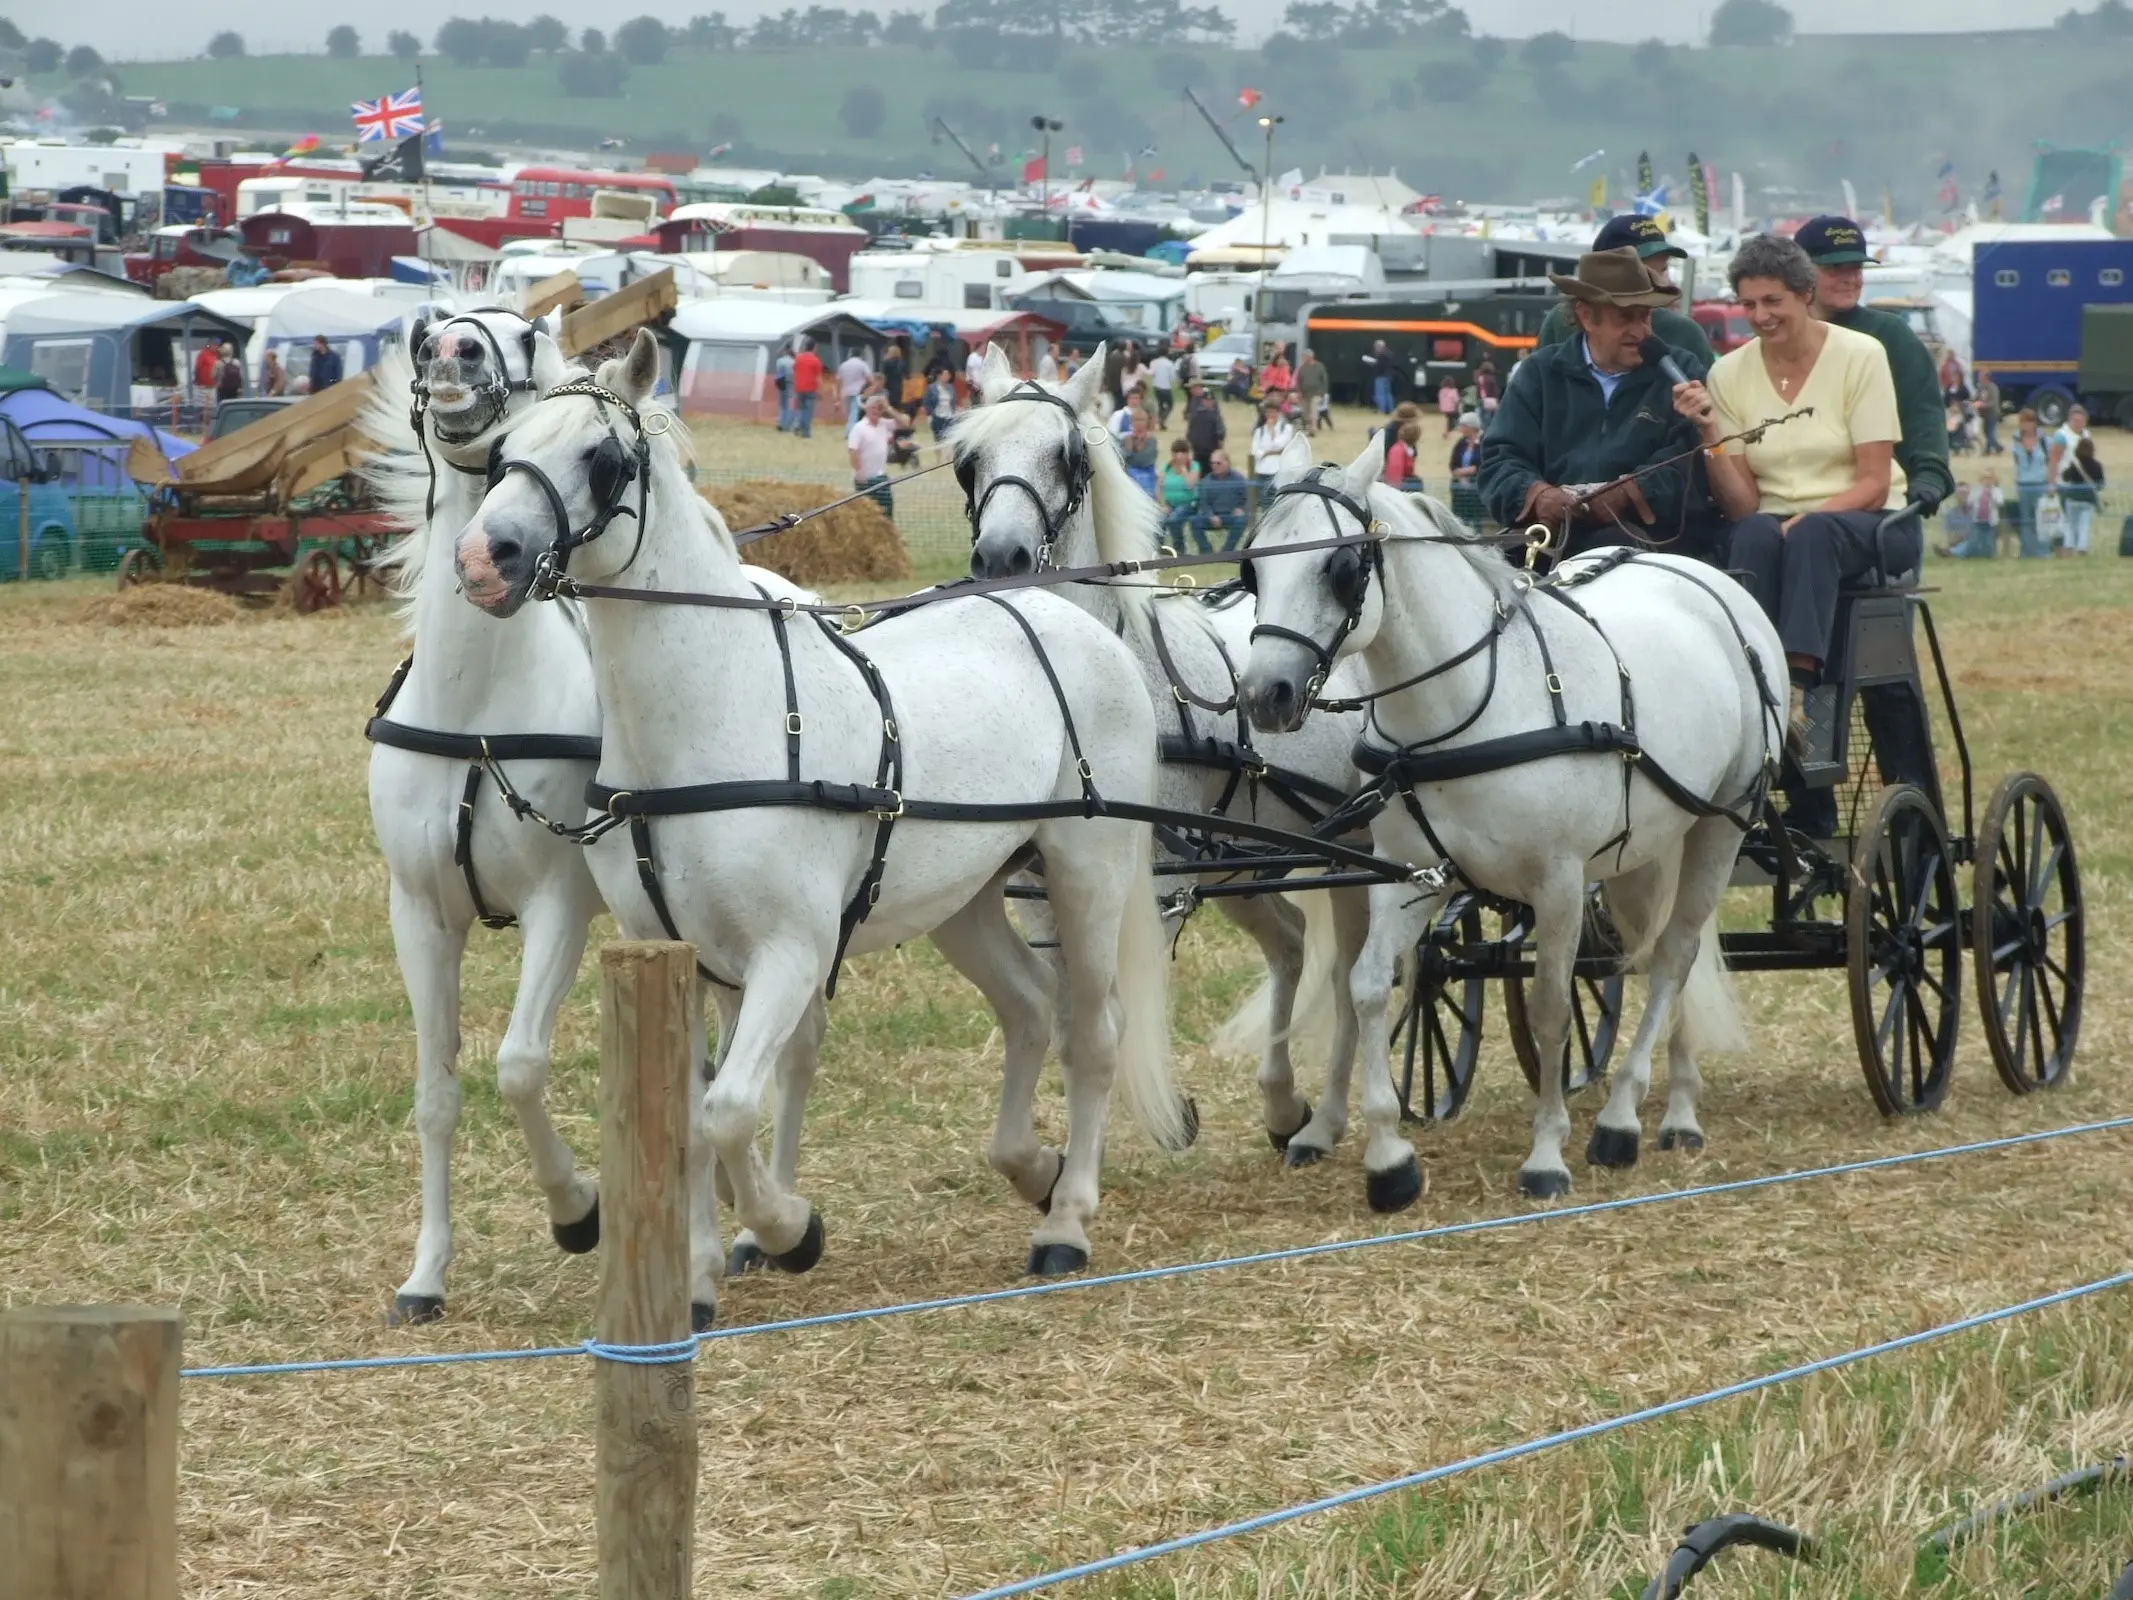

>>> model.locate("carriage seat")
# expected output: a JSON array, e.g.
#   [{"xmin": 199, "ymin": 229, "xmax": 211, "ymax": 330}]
[{"xmin": 1839, "ymin": 564, "xmax": 1920, "ymax": 595}]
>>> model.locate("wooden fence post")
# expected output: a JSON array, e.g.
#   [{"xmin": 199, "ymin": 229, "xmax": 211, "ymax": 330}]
[
  {"xmin": 0, "ymin": 1304, "xmax": 182, "ymax": 1600},
  {"xmin": 596, "ymin": 941, "xmax": 699, "ymax": 1600}
]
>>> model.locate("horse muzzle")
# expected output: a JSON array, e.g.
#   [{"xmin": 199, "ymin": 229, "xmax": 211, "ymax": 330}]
[
  {"xmin": 969, "ymin": 522, "xmax": 1040, "ymax": 581},
  {"xmin": 455, "ymin": 520, "xmax": 535, "ymax": 617},
  {"xmin": 1238, "ymin": 659, "xmax": 1310, "ymax": 734}
]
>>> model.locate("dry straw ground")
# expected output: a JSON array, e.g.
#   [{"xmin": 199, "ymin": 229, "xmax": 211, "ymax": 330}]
[{"xmin": 1, "ymin": 534, "xmax": 2130, "ymax": 1599}]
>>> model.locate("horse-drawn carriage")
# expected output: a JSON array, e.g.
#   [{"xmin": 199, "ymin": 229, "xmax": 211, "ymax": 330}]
[{"xmin": 1389, "ymin": 516, "xmax": 2083, "ymax": 1126}]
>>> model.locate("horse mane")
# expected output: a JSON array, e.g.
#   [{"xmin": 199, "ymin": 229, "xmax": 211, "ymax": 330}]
[{"xmin": 1363, "ymin": 477, "xmax": 1528, "ymax": 609}]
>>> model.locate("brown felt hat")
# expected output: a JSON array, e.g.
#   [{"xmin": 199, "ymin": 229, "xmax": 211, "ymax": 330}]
[{"xmin": 1548, "ymin": 246, "xmax": 1681, "ymax": 308}]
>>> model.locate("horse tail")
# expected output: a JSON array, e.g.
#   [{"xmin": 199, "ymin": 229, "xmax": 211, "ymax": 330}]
[
  {"xmin": 1601, "ymin": 869, "xmax": 1748, "ymax": 1059},
  {"xmin": 1113, "ymin": 825, "xmax": 1194, "ymax": 1152},
  {"xmin": 1209, "ymin": 890, "xmax": 1338, "ymax": 1064}
]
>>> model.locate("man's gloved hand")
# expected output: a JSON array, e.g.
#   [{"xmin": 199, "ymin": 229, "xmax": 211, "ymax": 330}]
[
  {"xmin": 1580, "ymin": 478, "xmax": 1656, "ymax": 527},
  {"xmin": 1519, "ymin": 481, "xmax": 1578, "ymax": 529}
]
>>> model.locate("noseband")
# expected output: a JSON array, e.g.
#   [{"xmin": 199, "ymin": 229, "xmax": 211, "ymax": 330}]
[
  {"xmin": 957, "ymin": 381, "xmax": 1097, "ymax": 565},
  {"xmin": 1244, "ymin": 467, "xmax": 1386, "ymax": 701},
  {"xmin": 487, "ymin": 377, "xmax": 660, "ymax": 598}
]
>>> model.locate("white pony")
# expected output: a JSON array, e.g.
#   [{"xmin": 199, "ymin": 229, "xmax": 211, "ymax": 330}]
[
  {"xmin": 1237, "ymin": 433, "xmax": 1779, "ymax": 1204},
  {"xmin": 954, "ymin": 344, "xmax": 1374, "ymax": 1167},
  {"xmin": 454, "ymin": 330, "xmax": 1187, "ymax": 1327},
  {"xmin": 366, "ymin": 311, "xmax": 821, "ymax": 1324}
]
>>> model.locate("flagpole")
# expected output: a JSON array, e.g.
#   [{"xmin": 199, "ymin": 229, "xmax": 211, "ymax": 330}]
[{"xmin": 415, "ymin": 62, "xmax": 434, "ymax": 286}]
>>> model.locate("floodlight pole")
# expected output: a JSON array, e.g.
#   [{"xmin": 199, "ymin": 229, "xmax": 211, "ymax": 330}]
[
  {"xmin": 1031, "ymin": 115, "xmax": 1062, "ymax": 229},
  {"xmin": 1253, "ymin": 114, "xmax": 1284, "ymax": 363}
]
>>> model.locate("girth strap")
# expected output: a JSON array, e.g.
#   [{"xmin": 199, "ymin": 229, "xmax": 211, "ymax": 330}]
[{"xmin": 455, "ymin": 765, "xmax": 515, "ymax": 930}]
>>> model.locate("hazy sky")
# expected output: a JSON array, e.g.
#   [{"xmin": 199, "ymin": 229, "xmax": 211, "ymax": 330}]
[{"xmin": 47, "ymin": 0, "xmax": 2069, "ymax": 61}]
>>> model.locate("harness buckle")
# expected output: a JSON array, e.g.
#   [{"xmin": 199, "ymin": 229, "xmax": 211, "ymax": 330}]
[
  {"xmin": 779, "ymin": 595, "xmax": 799, "ymax": 618},
  {"xmin": 785, "ymin": 712, "xmax": 804, "ymax": 737},
  {"xmin": 528, "ymin": 552, "xmax": 563, "ymax": 602},
  {"xmin": 1075, "ymin": 758, "xmax": 1094, "ymax": 782},
  {"xmin": 1171, "ymin": 572, "xmax": 1197, "ymax": 592},
  {"xmin": 872, "ymin": 790, "xmax": 904, "ymax": 821},
  {"xmin": 839, "ymin": 604, "xmax": 869, "ymax": 634},
  {"xmin": 604, "ymin": 789, "xmax": 633, "ymax": 818},
  {"xmin": 883, "ymin": 717, "xmax": 898, "ymax": 743},
  {"xmin": 1545, "ymin": 673, "xmax": 1564, "ymax": 697},
  {"xmin": 1408, "ymin": 862, "xmax": 1457, "ymax": 894}
]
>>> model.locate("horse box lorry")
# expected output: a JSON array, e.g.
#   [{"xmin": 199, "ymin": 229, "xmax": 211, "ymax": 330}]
[{"xmin": 1971, "ymin": 236, "xmax": 2133, "ymax": 427}]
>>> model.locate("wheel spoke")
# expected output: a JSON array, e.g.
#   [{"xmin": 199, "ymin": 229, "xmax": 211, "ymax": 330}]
[
  {"xmin": 2034, "ymin": 962, "xmax": 2063, "ymax": 1042},
  {"xmin": 2029, "ymin": 838, "xmax": 2065, "ymax": 911},
  {"xmin": 2026, "ymin": 800, "xmax": 2047, "ymax": 904},
  {"xmin": 2014, "ymin": 966, "xmax": 2037, "ymax": 1075},
  {"xmin": 2040, "ymin": 951, "xmax": 2071, "ymax": 986},
  {"xmin": 2025, "ymin": 965, "xmax": 2049, "ymax": 1075},
  {"xmin": 2043, "ymin": 908, "xmax": 2078, "ymax": 933},
  {"xmin": 1877, "ymin": 978, "xmax": 1904, "ymax": 1065}
]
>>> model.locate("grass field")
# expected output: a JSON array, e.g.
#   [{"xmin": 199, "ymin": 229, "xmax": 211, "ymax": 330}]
[
  {"xmin": 37, "ymin": 31, "xmax": 2128, "ymax": 204},
  {"xmin": 2, "ymin": 489, "xmax": 2131, "ymax": 1595}
]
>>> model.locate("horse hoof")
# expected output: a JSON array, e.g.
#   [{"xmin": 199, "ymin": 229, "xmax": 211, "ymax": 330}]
[
  {"xmin": 1519, "ymin": 1167, "xmax": 1572, "ymax": 1200},
  {"xmin": 1586, "ymin": 1125, "xmax": 1640, "ymax": 1170},
  {"xmin": 1658, "ymin": 1127, "xmax": 1706, "ymax": 1153},
  {"xmin": 551, "ymin": 1196, "xmax": 600, "ymax": 1255},
  {"xmin": 768, "ymin": 1211, "xmax": 824, "ymax": 1275},
  {"xmin": 1366, "ymin": 1155, "xmax": 1423, "ymax": 1213},
  {"xmin": 691, "ymin": 1300, "xmax": 717, "ymax": 1334},
  {"xmin": 727, "ymin": 1239, "xmax": 767, "ymax": 1275},
  {"xmin": 1026, "ymin": 1241, "xmax": 1090, "ymax": 1278},
  {"xmin": 1267, "ymin": 1100, "xmax": 1313, "ymax": 1153},
  {"xmin": 390, "ymin": 1293, "xmax": 445, "ymax": 1327},
  {"xmin": 1283, "ymin": 1140, "xmax": 1328, "ymax": 1170}
]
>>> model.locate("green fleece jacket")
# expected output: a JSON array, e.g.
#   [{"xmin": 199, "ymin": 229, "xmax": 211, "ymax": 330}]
[
  {"xmin": 1824, "ymin": 303, "xmax": 1954, "ymax": 512},
  {"xmin": 1479, "ymin": 334, "xmax": 1718, "ymax": 557},
  {"xmin": 1536, "ymin": 302, "xmax": 1717, "ymax": 367}
]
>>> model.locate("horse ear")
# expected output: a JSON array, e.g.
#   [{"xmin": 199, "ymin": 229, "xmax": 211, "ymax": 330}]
[
  {"xmin": 1062, "ymin": 342, "xmax": 1106, "ymax": 415},
  {"xmin": 1346, "ymin": 428, "xmax": 1387, "ymax": 493},
  {"xmin": 599, "ymin": 327, "xmax": 662, "ymax": 404},
  {"xmin": 1274, "ymin": 429, "xmax": 1314, "ymax": 485},
  {"xmin": 980, "ymin": 341, "xmax": 1015, "ymax": 398}
]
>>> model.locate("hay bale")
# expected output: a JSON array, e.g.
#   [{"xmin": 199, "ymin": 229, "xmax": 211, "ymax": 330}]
[
  {"xmin": 80, "ymin": 585, "xmax": 246, "ymax": 627},
  {"xmin": 704, "ymin": 480, "xmax": 911, "ymax": 586}
]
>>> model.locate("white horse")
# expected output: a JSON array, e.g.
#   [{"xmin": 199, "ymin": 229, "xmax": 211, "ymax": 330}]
[
  {"xmin": 1237, "ymin": 433, "xmax": 1779, "ymax": 1204},
  {"xmin": 365, "ymin": 311, "xmax": 819, "ymax": 1324},
  {"xmin": 454, "ymin": 330, "xmax": 1188, "ymax": 1327},
  {"xmin": 955, "ymin": 344, "xmax": 1373, "ymax": 1165}
]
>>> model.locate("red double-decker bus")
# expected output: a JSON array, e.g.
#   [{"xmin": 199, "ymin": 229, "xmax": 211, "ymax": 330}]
[{"xmin": 507, "ymin": 167, "xmax": 678, "ymax": 223}]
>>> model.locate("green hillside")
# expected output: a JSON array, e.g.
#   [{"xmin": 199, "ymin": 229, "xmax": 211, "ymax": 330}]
[{"xmin": 33, "ymin": 32, "xmax": 2124, "ymax": 210}]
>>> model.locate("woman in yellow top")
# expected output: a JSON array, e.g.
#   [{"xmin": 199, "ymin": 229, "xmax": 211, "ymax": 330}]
[{"xmin": 1670, "ymin": 233, "xmax": 1918, "ymax": 745}]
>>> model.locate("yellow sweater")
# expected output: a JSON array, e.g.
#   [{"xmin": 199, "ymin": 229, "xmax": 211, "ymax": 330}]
[{"xmin": 1707, "ymin": 322, "xmax": 1906, "ymax": 515}]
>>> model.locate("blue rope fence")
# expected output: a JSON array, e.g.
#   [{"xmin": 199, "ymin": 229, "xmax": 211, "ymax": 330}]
[
  {"xmin": 954, "ymin": 1270, "xmax": 2133, "ymax": 1599},
  {"xmin": 179, "ymin": 1114, "xmax": 2133, "ymax": 1381}
]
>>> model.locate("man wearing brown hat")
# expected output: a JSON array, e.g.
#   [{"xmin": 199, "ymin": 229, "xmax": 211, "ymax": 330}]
[
  {"xmin": 1535, "ymin": 214, "xmax": 1716, "ymax": 365},
  {"xmin": 1479, "ymin": 247, "xmax": 1719, "ymax": 560}
]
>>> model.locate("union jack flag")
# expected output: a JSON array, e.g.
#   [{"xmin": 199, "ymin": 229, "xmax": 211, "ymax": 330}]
[{"xmin": 352, "ymin": 88, "xmax": 424, "ymax": 143}]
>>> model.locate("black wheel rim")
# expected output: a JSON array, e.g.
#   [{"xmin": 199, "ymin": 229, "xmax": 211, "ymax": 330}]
[
  {"xmin": 1976, "ymin": 776, "xmax": 2083, "ymax": 1091},
  {"xmin": 1852, "ymin": 789, "xmax": 1962, "ymax": 1113},
  {"xmin": 1395, "ymin": 903, "xmax": 1484, "ymax": 1122}
]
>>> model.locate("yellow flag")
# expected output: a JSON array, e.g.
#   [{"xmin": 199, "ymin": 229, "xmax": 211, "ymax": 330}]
[{"xmin": 1589, "ymin": 173, "xmax": 1607, "ymax": 210}]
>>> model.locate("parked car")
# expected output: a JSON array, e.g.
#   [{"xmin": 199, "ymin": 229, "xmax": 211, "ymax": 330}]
[
  {"xmin": 207, "ymin": 397, "xmax": 302, "ymax": 441},
  {"xmin": 0, "ymin": 417, "xmax": 82, "ymax": 581},
  {"xmin": 1690, "ymin": 300, "xmax": 1753, "ymax": 356}
]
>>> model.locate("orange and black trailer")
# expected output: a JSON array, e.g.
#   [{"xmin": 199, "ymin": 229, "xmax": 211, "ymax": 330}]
[{"xmin": 1304, "ymin": 282, "xmax": 1555, "ymax": 406}]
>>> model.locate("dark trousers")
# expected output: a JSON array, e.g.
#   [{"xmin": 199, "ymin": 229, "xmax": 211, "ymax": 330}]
[
  {"xmin": 1154, "ymin": 386, "xmax": 1174, "ymax": 425},
  {"xmin": 1726, "ymin": 510, "xmax": 1922, "ymax": 665}
]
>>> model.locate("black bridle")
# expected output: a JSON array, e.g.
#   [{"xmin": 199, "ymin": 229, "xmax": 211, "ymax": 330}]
[
  {"xmin": 1243, "ymin": 467, "xmax": 1386, "ymax": 701},
  {"xmin": 409, "ymin": 309, "xmax": 545, "ymax": 517},
  {"xmin": 483, "ymin": 377, "xmax": 657, "ymax": 598},
  {"xmin": 956, "ymin": 381, "xmax": 1096, "ymax": 565}
]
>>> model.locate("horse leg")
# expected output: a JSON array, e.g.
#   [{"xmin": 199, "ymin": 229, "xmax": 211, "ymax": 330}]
[
  {"xmin": 702, "ymin": 955, "xmax": 822, "ymax": 1275},
  {"xmin": 1585, "ymin": 860, "xmax": 1675, "ymax": 1171},
  {"xmin": 1216, "ymin": 892, "xmax": 1312, "ymax": 1149},
  {"xmin": 1281, "ymin": 886, "xmax": 1370, "ymax": 1164},
  {"xmin": 1658, "ymin": 818, "xmax": 1747, "ymax": 1155},
  {"xmin": 727, "ymin": 991, "xmax": 827, "ymax": 1276},
  {"xmin": 493, "ymin": 890, "xmax": 599, "ymax": 1251},
  {"xmin": 1518, "ymin": 869, "xmax": 1588, "ymax": 1199},
  {"xmin": 691, "ymin": 983, "xmax": 734, "ymax": 1331},
  {"xmin": 1349, "ymin": 881, "xmax": 1437, "ymax": 1212},
  {"xmin": 930, "ymin": 876, "xmax": 1062, "ymax": 1209},
  {"xmin": 388, "ymin": 880, "xmax": 470, "ymax": 1324}
]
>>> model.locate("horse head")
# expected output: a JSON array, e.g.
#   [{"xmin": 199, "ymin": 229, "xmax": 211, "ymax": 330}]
[
  {"xmin": 457, "ymin": 329, "xmax": 667, "ymax": 617},
  {"xmin": 1238, "ymin": 430, "xmax": 1388, "ymax": 734},
  {"xmin": 413, "ymin": 306, "xmax": 570, "ymax": 457},
  {"xmin": 956, "ymin": 341, "xmax": 1108, "ymax": 581}
]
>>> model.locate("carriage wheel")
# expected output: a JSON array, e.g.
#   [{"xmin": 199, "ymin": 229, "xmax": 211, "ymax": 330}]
[
  {"xmin": 1846, "ymin": 784, "xmax": 1963, "ymax": 1116},
  {"xmin": 1972, "ymin": 773, "xmax": 2083, "ymax": 1094},
  {"xmin": 1504, "ymin": 891, "xmax": 1624, "ymax": 1098},
  {"xmin": 116, "ymin": 546, "xmax": 162, "ymax": 589},
  {"xmin": 292, "ymin": 549, "xmax": 343, "ymax": 613},
  {"xmin": 1394, "ymin": 900, "xmax": 1485, "ymax": 1123}
]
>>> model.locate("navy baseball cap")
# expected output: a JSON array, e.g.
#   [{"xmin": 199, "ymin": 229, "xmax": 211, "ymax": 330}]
[
  {"xmin": 1795, "ymin": 215, "xmax": 1873, "ymax": 265},
  {"xmin": 1592, "ymin": 213, "xmax": 1687, "ymax": 260}
]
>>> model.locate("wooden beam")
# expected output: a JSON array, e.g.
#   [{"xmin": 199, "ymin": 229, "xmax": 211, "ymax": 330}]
[
  {"xmin": 523, "ymin": 270, "xmax": 587, "ymax": 321},
  {"xmin": 560, "ymin": 268, "xmax": 679, "ymax": 357},
  {"xmin": 0, "ymin": 1305, "xmax": 181, "ymax": 1600},
  {"xmin": 595, "ymin": 942, "xmax": 699, "ymax": 1600}
]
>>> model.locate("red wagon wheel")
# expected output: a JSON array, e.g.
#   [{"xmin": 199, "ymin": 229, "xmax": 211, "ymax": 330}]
[
  {"xmin": 292, "ymin": 549, "xmax": 343, "ymax": 613},
  {"xmin": 116, "ymin": 546, "xmax": 163, "ymax": 589}
]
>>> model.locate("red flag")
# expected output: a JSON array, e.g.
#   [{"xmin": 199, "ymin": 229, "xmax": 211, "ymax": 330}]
[
  {"xmin": 1148, "ymin": 167, "xmax": 1164, "ymax": 182},
  {"xmin": 1022, "ymin": 155, "xmax": 1046, "ymax": 183},
  {"xmin": 1238, "ymin": 88, "xmax": 1262, "ymax": 108}
]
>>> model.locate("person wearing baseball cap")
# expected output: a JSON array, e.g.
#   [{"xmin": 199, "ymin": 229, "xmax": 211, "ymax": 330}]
[
  {"xmin": 1536, "ymin": 214, "xmax": 1716, "ymax": 365},
  {"xmin": 1795, "ymin": 214, "xmax": 1954, "ymax": 513},
  {"xmin": 1479, "ymin": 248, "xmax": 1720, "ymax": 562}
]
